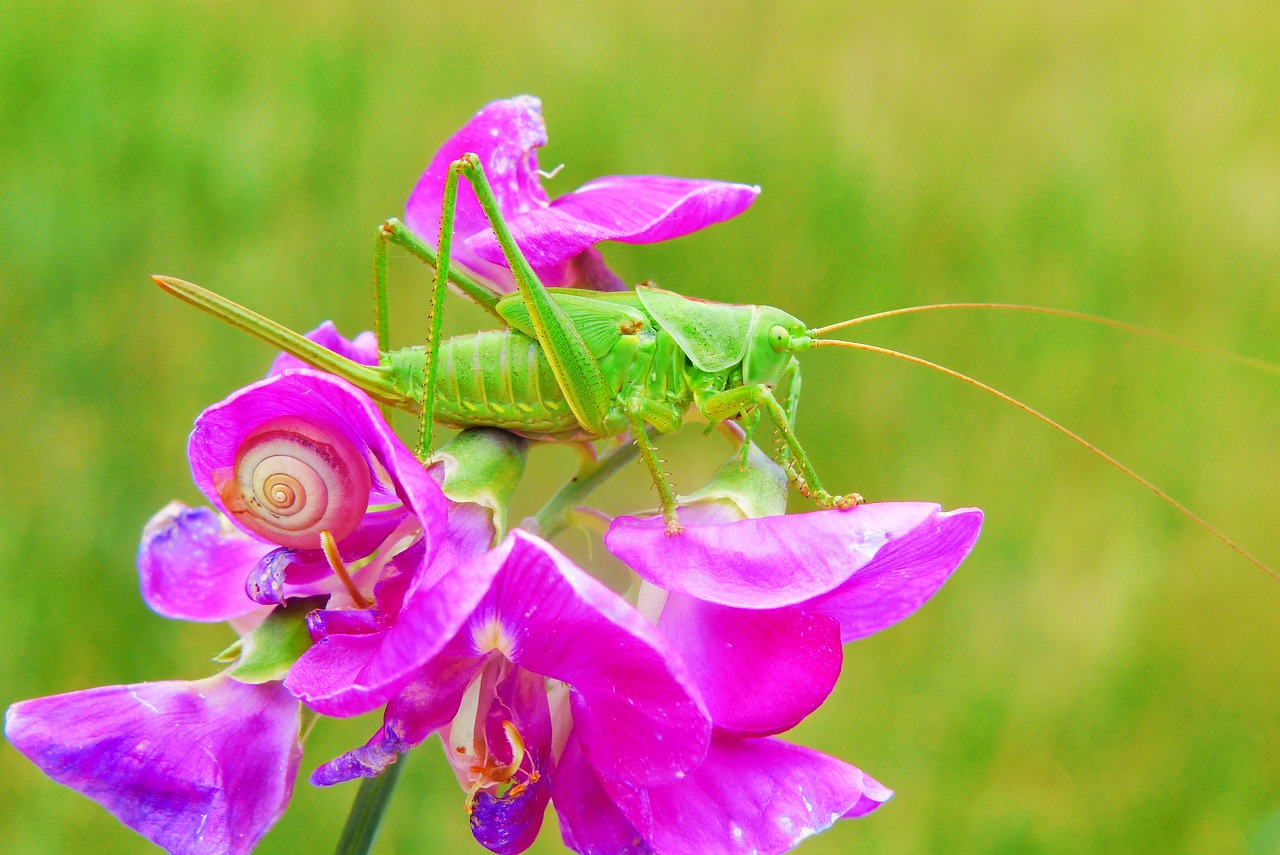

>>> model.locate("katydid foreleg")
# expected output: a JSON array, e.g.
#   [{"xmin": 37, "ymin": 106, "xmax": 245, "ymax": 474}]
[{"xmin": 702, "ymin": 383, "xmax": 863, "ymax": 511}]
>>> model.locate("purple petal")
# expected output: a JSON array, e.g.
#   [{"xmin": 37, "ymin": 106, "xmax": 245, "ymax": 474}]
[
  {"xmin": 606, "ymin": 503, "xmax": 980, "ymax": 612},
  {"xmin": 5, "ymin": 675, "xmax": 301, "ymax": 855},
  {"xmin": 471, "ymin": 772, "xmax": 551, "ymax": 855},
  {"xmin": 463, "ymin": 668, "xmax": 553, "ymax": 855},
  {"xmin": 798, "ymin": 507, "xmax": 984, "ymax": 642},
  {"xmin": 656, "ymin": 593, "xmax": 842, "ymax": 735},
  {"xmin": 286, "ymin": 499, "xmax": 498, "ymax": 717},
  {"xmin": 474, "ymin": 532, "xmax": 710, "ymax": 787},
  {"xmin": 138, "ymin": 502, "xmax": 273, "ymax": 622},
  {"xmin": 608, "ymin": 735, "xmax": 892, "ymax": 855},
  {"xmin": 404, "ymin": 96, "xmax": 550, "ymax": 287},
  {"xmin": 310, "ymin": 654, "xmax": 480, "ymax": 785},
  {"xmin": 284, "ymin": 546, "xmax": 494, "ymax": 716},
  {"xmin": 468, "ymin": 176, "xmax": 760, "ymax": 268},
  {"xmin": 553, "ymin": 732, "xmax": 651, "ymax": 855},
  {"xmin": 267, "ymin": 322, "xmax": 378, "ymax": 377},
  {"xmin": 189, "ymin": 371, "xmax": 446, "ymax": 555}
]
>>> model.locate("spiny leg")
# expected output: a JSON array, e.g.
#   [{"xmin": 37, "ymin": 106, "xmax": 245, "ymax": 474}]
[
  {"xmin": 452, "ymin": 154, "xmax": 614, "ymax": 436},
  {"xmin": 702, "ymin": 383, "xmax": 862, "ymax": 510},
  {"xmin": 771, "ymin": 357, "xmax": 803, "ymax": 468},
  {"xmin": 624, "ymin": 401, "xmax": 683, "ymax": 535},
  {"xmin": 374, "ymin": 217, "xmax": 507, "ymax": 346},
  {"xmin": 415, "ymin": 160, "xmax": 464, "ymax": 460}
]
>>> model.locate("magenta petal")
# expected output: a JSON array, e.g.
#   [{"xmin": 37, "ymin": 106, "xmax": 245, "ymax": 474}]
[
  {"xmin": 482, "ymin": 532, "xmax": 710, "ymax": 787},
  {"xmin": 138, "ymin": 502, "xmax": 273, "ymax": 622},
  {"xmin": 285, "ymin": 540, "xmax": 501, "ymax": 716},
  {"xmin": 404, "ymin": 95, "xmax": 550, "ymax": 285},
  {"xmin": 468, "ymin": 176, "xmax": 760, "ymax": 268},
  {"xmin": 797, "ymin": 506, "xmax": 983, "ymax": 642},
  {"xmin": 189, "ymin": 371, "xmax": 446, "ymax": 552},
  {"xmin": 267, "ymin": 322, "xmax": 378, "ymax": 377},
  {"xmin": 607, "ymin": 503, "xmax": 979, "ymax": 611},
  {"xmin": 553, "ymin": 732, "xmax": 650, "ymax": 855},
  {"xmin": 657, "ymin": 593, "xmax": 842, "ymax": 735},
  {"xmin": 612, "ymin": 735, "xmax": 892, "ymax": 855},
  {"xmin": 5, "ymin": 675, "xmax": 301, "ymax": 855}
]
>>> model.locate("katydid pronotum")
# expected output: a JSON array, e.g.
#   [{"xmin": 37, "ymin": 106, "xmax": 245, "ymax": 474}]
[{"xmin": 155, "ymin": 153, "xmax": 1276, "ymax": 577}]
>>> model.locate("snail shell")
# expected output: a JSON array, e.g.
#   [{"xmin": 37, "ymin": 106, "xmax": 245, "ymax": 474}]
[{"xmin": 221, "ymin": 416, "xmax": 372, "ymax": 549}]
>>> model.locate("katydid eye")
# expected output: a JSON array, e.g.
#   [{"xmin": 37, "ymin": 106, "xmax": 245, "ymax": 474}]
[{"xmin": 768, "ymin": 325, "xmax": 789, "ymax": 352}]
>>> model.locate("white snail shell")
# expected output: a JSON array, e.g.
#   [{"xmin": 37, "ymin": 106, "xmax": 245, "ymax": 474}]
[{"xmin": 222, "ymin": 417, "xmax": 372, "ymax": 549}]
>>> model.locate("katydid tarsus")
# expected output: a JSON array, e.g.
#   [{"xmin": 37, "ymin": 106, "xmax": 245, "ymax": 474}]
[{"xmin": 154, "ymin": 153, "xmax": 1277, "ymax": 578}]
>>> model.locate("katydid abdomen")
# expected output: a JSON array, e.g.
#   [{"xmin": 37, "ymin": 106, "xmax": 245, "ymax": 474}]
[{"xmin": 424, "ymin": 323, "xmax": 702, "ymax": 443}]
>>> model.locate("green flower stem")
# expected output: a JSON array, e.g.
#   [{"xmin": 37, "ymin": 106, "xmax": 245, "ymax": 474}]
[
  {"xmin": 333, "ymin": 756, "xmax": 405, "ymax": 855},
  {"xmin": 532, "ymin": 432, "xmax": 651, "ymax": 539}
]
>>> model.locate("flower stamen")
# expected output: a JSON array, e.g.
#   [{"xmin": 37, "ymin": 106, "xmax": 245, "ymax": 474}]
[{"xmin": 319, "ymin": 529, "xmax": 372, "ymax": 608}]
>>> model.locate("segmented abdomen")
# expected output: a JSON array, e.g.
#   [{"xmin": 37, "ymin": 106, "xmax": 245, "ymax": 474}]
[{"xmin": 434, "ymin": 329, "xmax": 586, "ymax": 439}]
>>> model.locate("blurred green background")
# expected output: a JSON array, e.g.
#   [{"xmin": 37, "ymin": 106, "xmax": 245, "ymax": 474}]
[{"xmin": 2, "ymin": 1, "xmax": 1278, "ymax": 853}]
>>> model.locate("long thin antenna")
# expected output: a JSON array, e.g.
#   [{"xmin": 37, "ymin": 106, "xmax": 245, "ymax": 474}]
[
  {"xmin": 811, "ymin": 338, "xmax": 1278, "ymax": 581},
  {"xmin": 811, "ymin": 303, "xmax": 1280, "ymax": 378}
]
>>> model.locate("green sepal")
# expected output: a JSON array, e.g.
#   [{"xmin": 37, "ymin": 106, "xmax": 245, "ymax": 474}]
[
  {"xmin": 227, "ymin": 596, "xmax": 328, "ymax": 685},
  {"xmin": 435, "ymin": 428, "xmax": 529, "ymax": 538},
  {"xmin": 678, "ymin": 441, "xmax": 789, "ymax": 520},
  {"xmin": 212, "ymin": 639, "xmax": 242, "ymax": 664}
]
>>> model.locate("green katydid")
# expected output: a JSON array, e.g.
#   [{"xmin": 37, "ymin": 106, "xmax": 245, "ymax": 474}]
[{"xmin": 155, "ymin": 153, "xmax": 1278, "ymax": 576}]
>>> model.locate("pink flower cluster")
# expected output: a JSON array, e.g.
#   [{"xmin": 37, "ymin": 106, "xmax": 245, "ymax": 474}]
[{"xmin": 6, "ymin": 98, "xmax": 982, "ymax": 855}]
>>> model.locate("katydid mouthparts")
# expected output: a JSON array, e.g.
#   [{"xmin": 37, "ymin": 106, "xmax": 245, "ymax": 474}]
[{"xmin": 154, "ymin": 154, "xmax": 1277, "ymax": 578}]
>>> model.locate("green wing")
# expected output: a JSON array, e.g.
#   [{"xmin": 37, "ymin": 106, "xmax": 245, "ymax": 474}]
[
  {"xmin": 635, "ymin": 284, "xmax": 753, "ymax": 373},
  {"xmin": 497, "ymin": 289, "xmax": 649, "ymax": 359}
]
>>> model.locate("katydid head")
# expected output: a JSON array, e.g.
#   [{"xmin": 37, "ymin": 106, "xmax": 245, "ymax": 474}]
[{"xmin": 741, "ymin": 305, "xmax": 811, "ymax": 385}]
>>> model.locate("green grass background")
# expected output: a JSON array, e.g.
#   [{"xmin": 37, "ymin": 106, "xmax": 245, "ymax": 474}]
[{"xmin": 2, "ymin": 1, "xmax": 1278, "ymax": 853}]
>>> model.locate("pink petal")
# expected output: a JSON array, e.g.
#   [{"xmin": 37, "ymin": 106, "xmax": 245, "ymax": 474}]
[
  {"xmin": 5, "ymin": 675, "xmax": 301, "ymax": 855},
  {"xmin": 552, "ymin": 732, "xmax": 648, "ymax": 855},
  {"xmin": 798, "ymin": 507, "xmax": 984, "ymax": 642},
  {"xmin": 609, "ymin": 735, "xmax": 893, "ymax": 855},
  {"xmin": 657, "ymin": 593, "xmax": 842, "ymax": 735},
  {"xmin": 606, "ymin": 503, "xmax": 979, "ymax": 612},
  {"xmin": 189, "ymin": 371, "xmax": 446, "ymax": 555},
  {"xmin": 468, "ymin": 176, "xmax": 760, "ymax": 268},
  {"xmin": 283, "ymin": 542, "xmax": 497, "ymax": 716},
  {"xmin": 484, "ymin": 532, "xmax": 710, "ymax": 787},
  {"xmin": 267, "ymin": 322, "xmax": 378, "ymax": 376},
  {"xmin": 309, "ymin": 653, "xmax": 479, "ymax": 785},
  {"xmin": 285, "ymin": 498, "xmax": 498, "ymax": 717},
  {"xmin": 404, "ymin": 95, "xmax": 550, "ymax": 287},
  {"xmin": 138, "ymin": 502, "xmax": 273, "ymax": 622}
]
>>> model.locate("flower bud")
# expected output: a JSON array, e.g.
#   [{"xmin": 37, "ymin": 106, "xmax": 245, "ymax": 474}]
[{"xmin": 435, "ymin": 428, "xmax": 530, "ymax": 535}]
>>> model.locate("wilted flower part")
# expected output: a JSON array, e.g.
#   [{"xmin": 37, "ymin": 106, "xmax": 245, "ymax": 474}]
[
  {"xmin": 554, "ymin": 730, "xmax": 892, "ymax": 855},
  {"xmin": 404, "ymin": 95, "xmax": 761, "ymax": 291},
  {"xmin": 305, "ymin": 531, "xmax": 712, "ymax": 854},
  {"xmin": 5, "ymin": 674, "xmax": 301, "ymax": 855}
]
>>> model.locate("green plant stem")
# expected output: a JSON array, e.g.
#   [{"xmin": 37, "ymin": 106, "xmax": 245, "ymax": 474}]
[
  {"xmin": 333, "ymin": 756, "xmax": 405, "ymax": 855},
  {"xmin": 532, "ymin": 433, "xmax": 650, "ymax": 539}
]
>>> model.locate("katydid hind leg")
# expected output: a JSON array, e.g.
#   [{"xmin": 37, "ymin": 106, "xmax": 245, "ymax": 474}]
[
  {"xmin": 376, "ymin": 217, "xmax": 507, "ymax": 322},
  {"xmin": 454, "ymin": 154, "xmax": 615, "ymax": 435},
  {"xmin": 414, "ymin": 160, "xmax": 464, "ymax": 460}
]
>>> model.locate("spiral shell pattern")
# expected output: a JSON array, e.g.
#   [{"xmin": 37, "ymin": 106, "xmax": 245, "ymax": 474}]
[{"xmin": 224, "ymin": 417, "xmax": 372, "ymax": 549}]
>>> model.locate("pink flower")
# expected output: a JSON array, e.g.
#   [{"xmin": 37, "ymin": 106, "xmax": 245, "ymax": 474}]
[{"xmin": 404, "ymin": 96, "xmax": 761, "ymax": 291}]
